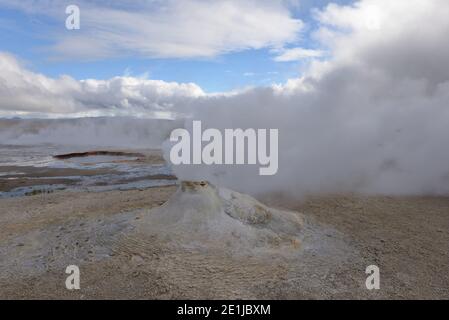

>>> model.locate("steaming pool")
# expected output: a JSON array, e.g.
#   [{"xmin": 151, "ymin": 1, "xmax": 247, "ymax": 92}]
[{"xmin": 0, "ymin": 144, "xmax": 177, "ymax": 198}]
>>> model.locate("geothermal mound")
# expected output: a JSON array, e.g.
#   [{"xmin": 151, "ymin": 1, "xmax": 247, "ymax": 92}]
[{"xmin": 137, "ymin": 181, "xmax": 304, "ymax": 253}]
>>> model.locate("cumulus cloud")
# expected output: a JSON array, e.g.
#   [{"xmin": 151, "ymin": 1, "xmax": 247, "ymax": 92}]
[
  {"xmin": 0, "ymin": 52, "xmax": 204, "ymax": 118},
  {"xmin": 0, "ymin": 0, "xmax": 303, "ymax": 59},
  {"xmin": 312, "ymin": 0, "xmax": 449, "ymax": 83}
]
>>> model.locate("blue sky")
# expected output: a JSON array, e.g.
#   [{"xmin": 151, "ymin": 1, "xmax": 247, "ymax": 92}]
[{"xmin": 0, "ymin": 0, "xmax": 351, "ymax": 92}]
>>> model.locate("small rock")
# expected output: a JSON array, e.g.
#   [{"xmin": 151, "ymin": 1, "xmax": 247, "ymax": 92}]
[{"xmin": 132, "ymin": 271, "xmax": 140, "ymax": 277}]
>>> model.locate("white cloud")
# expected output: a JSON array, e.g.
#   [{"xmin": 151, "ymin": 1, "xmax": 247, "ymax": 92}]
[
  {"xmin": 312, "ymin": 0, "xmax": 449, "ymax": 82},
  {"xmin": 0, "ymin": 0, "xmax": 303, "ymax": 59},
  {"xmin": 273, "ymin": 47, "xmax": 324, "ymax": 62},
  {"xmin": 0, "ymin": 52, "xmax": 204, "ymax": 118}
]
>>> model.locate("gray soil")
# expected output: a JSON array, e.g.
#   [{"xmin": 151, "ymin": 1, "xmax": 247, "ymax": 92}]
[{"xmin": 0, "ymin": 187, "xmax": 448, "ymax": 299}]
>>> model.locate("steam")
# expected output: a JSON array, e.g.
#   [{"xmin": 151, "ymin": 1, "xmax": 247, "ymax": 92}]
[
  {"xmin": 166, "ymin": 0, "xmax": 449, "ymax": 196},
  {"xmin": 0, "ymin": 118, "xmax": 181, "ymax": 149}
]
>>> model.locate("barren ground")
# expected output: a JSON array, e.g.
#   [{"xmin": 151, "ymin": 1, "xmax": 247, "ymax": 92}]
[{"xmin": 0, "ymin": 186, "xmax": 448, "ymax": 299}]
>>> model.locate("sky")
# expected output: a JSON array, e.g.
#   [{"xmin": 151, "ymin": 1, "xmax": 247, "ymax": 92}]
[
  {"xmin": 0, "ymin": 0, "xmax": 349, "ymax": 92},
  {"xmin": 1, "ymin": 0, "xmax": 449, "ymax": 196}
]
